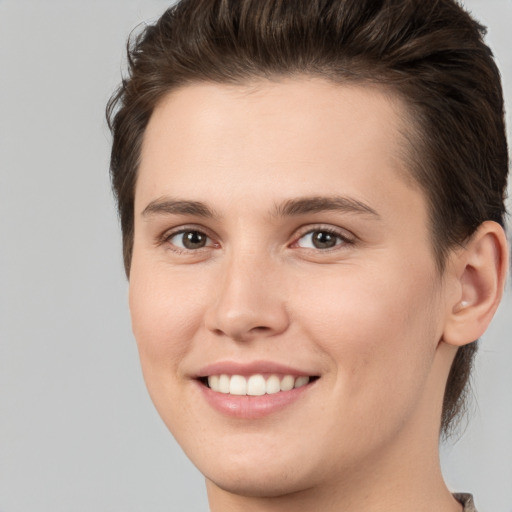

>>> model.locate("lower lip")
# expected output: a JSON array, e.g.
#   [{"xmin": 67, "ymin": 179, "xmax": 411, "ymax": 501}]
[{"xmin": 197, "ymin": 381, "xmax": 314, "ymax": 419}]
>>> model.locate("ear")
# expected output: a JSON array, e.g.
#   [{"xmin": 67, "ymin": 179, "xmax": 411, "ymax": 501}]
[{"xmin": 442, "ymin": 221, "xmax": 509, "ymax": 347}]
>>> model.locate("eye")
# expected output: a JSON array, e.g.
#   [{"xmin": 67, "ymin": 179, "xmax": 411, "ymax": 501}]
[
  {"xmin": 295, "ymin": 229, "xmax": 348, "ymax": 250},
  {"xmin": 167, "ymin": 229, "xmax": 213, "ymax": 250}
]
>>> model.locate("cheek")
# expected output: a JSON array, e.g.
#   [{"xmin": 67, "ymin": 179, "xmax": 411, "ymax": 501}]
[
  {"xmin": 293, "ymin": 261, "xmax": 441, "ymax": 416},
  {"xmin": 128, "ymin": 260, "xmax": 205, "ymax": 380},
  {"xmin": 128, "ymin": 263, "xmax": 211, "ymax": 437}
]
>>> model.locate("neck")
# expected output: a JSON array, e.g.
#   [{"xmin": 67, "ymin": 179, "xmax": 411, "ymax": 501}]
[{"xmin": 206, "ymin": 439, "xmax": 462, "ymax": 512}]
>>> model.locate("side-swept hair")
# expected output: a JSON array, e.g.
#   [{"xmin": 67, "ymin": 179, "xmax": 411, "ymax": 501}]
[{"xmin": 107, "ymin": 0, "xmax": 509, "ymax": 435}]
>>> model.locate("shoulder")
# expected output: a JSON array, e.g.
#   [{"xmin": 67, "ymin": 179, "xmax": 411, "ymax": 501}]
[{"xmin": 453, "ymin": 493, "xmax": 477, "ymax": 512}]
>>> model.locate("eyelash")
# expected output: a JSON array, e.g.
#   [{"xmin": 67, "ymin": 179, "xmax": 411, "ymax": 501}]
[
  {"xmin": 160, "ymin": 227, "xmax": 218, "ymax": 253},
  {"xmin": 160, "ymin": 225, "xmax": 355, "ymax": 254},
  {"xmin": 291, "ymin": 226, "xmax": 355, "ymax": 251}
]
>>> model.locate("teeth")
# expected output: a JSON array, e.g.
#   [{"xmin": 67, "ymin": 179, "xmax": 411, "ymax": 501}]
[
  {"xmin": 280, "ymin": 375, "xmax": 295, "ymax": 391},
  {"xmin": 208, "ymin": 375, "xmax": 219, "ymax": 391},
  {"xmin": 247, "ymin": 375, "xmax": 266, "ymax": 396},
  {"xmin": 294, "ymin": 376, "xmax": 309, "ymax": 388},
  {"xmin": 207, "ymin": 374, "xmax": 311, "ymax": 395},
  {"xmin": 218, "ymin": 374, "xmax": 230, "ymax": 394},
  {"xmin": 266, "ymin": 375, "xmax": 281, "ymax": 394},
  {"xmin": 229, "ymin": 375, "xmax": 247, "ymax": 395}
]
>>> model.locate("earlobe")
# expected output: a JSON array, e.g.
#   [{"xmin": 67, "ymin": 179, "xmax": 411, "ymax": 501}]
[{"xmin": 442, "ymin": 221, "xmax": 509, "ymax": 347}]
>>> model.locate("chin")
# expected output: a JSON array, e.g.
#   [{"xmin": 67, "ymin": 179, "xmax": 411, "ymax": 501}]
[
  {"xmin": 205, "ymin": 465, "xmax": 314, "ymax": 499},
  {"xmin": 177, "ymin": 423, "xmax": 331, "ymax": 499}
]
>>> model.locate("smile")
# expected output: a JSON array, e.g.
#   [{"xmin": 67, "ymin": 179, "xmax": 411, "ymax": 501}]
[
  {"xmin": 195, "ymin": 362, "xmax": 320, "ymax": 418},
  {"xmin": 203, "ymin": 374, "xmax": 313, "ymax": 396}
]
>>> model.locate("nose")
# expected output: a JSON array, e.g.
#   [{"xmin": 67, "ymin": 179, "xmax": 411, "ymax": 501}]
[{"xmin": 204, "ymin": 251, "xmax": 290, "ymax": 342}]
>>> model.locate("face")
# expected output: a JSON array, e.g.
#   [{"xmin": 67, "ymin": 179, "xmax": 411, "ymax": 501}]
[{"xmin": 130, "ymin": 78, "xmax": 452, "ymax": 498}]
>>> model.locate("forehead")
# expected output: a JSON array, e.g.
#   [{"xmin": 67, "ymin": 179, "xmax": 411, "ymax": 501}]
[
  {"xmin": 136, "ymin": 77, "xmax": 424, "ymax": 224},
  {"xmin": 142, "ymin": 78, "xmax": 409, "ymax": 165}
]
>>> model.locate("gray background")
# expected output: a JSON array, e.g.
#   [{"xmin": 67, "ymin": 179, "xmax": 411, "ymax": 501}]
[{"xmin": 0, "ymin": 1, "xmax": 510, "ymax": 511}]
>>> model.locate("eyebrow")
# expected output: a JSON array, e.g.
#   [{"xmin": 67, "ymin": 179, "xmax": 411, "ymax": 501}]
[
  {"xmin": 273, "ymin": 196, "xmax": 380, "ymax": 218},
  {"xmin": 141, "ymin": 195, "xmax": 380, "ymax": 220},
  {"xmin": 142, "ymin": 197, "xmax": 217, "ymax": 218}
]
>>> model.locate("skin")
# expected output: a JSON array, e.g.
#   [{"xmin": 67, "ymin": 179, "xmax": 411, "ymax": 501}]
[{"xmin": 129, "ymin": 78, "xmax": 507, "ymax": 512}]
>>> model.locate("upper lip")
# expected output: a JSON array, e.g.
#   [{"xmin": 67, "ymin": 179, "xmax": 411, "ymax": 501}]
[{"xmin": 195, "ymin": 360, "xmax": 318, "ymax": 378}]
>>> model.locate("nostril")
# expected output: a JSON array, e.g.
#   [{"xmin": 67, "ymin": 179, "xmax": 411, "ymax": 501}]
[
  {"xmin": 204, "ymin": 300, "xmax": 290, "ymax": 341},
  {"xmin": 210, "ymin": 325, "xmax": 274, "ymax": 340}
]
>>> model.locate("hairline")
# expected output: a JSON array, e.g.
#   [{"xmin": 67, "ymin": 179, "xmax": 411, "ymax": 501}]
[{"xmin": 124, "ymin": 73, "xmax": 448, "ymax": 276}]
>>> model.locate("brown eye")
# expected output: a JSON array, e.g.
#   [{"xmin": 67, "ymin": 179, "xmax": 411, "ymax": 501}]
[
  {"xmin": 296, "ymin": 230, "xmax": 345, "ymax": 249},
  {"xmin": 169, "ymin": 230, "xmax": 210, "ymax": 250},
  {"xmin": 312, "ymin": 231, "xmax": 338, "ymax": 249}
]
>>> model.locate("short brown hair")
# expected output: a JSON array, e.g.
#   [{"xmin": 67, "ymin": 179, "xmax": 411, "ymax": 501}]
[{"xmin": 107, "ymin": 0, "xmax": 509, "ymax": 435}]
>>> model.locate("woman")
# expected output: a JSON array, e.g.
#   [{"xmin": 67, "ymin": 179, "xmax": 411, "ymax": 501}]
[{"xmin": 107, "ymin": 1, "xmax": 509, "ymax": 510}]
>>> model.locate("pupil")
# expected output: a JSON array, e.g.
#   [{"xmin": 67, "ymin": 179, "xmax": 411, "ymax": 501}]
[
  {"xmin": 313, "ymin": 231, "xmax": 336, "ymax": 249},
  {"xmin": 183, "ymin": 231, "xmax": 206, "ymax": 249}
]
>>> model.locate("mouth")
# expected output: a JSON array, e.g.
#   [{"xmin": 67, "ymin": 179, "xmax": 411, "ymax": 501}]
[
  {"xmin": 198, "ymin": 373, "xmax": 320, "ymax": 396},
  {"xmin": 194, "ymin": 362, "xmax": 320, "ymax": 418}
]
